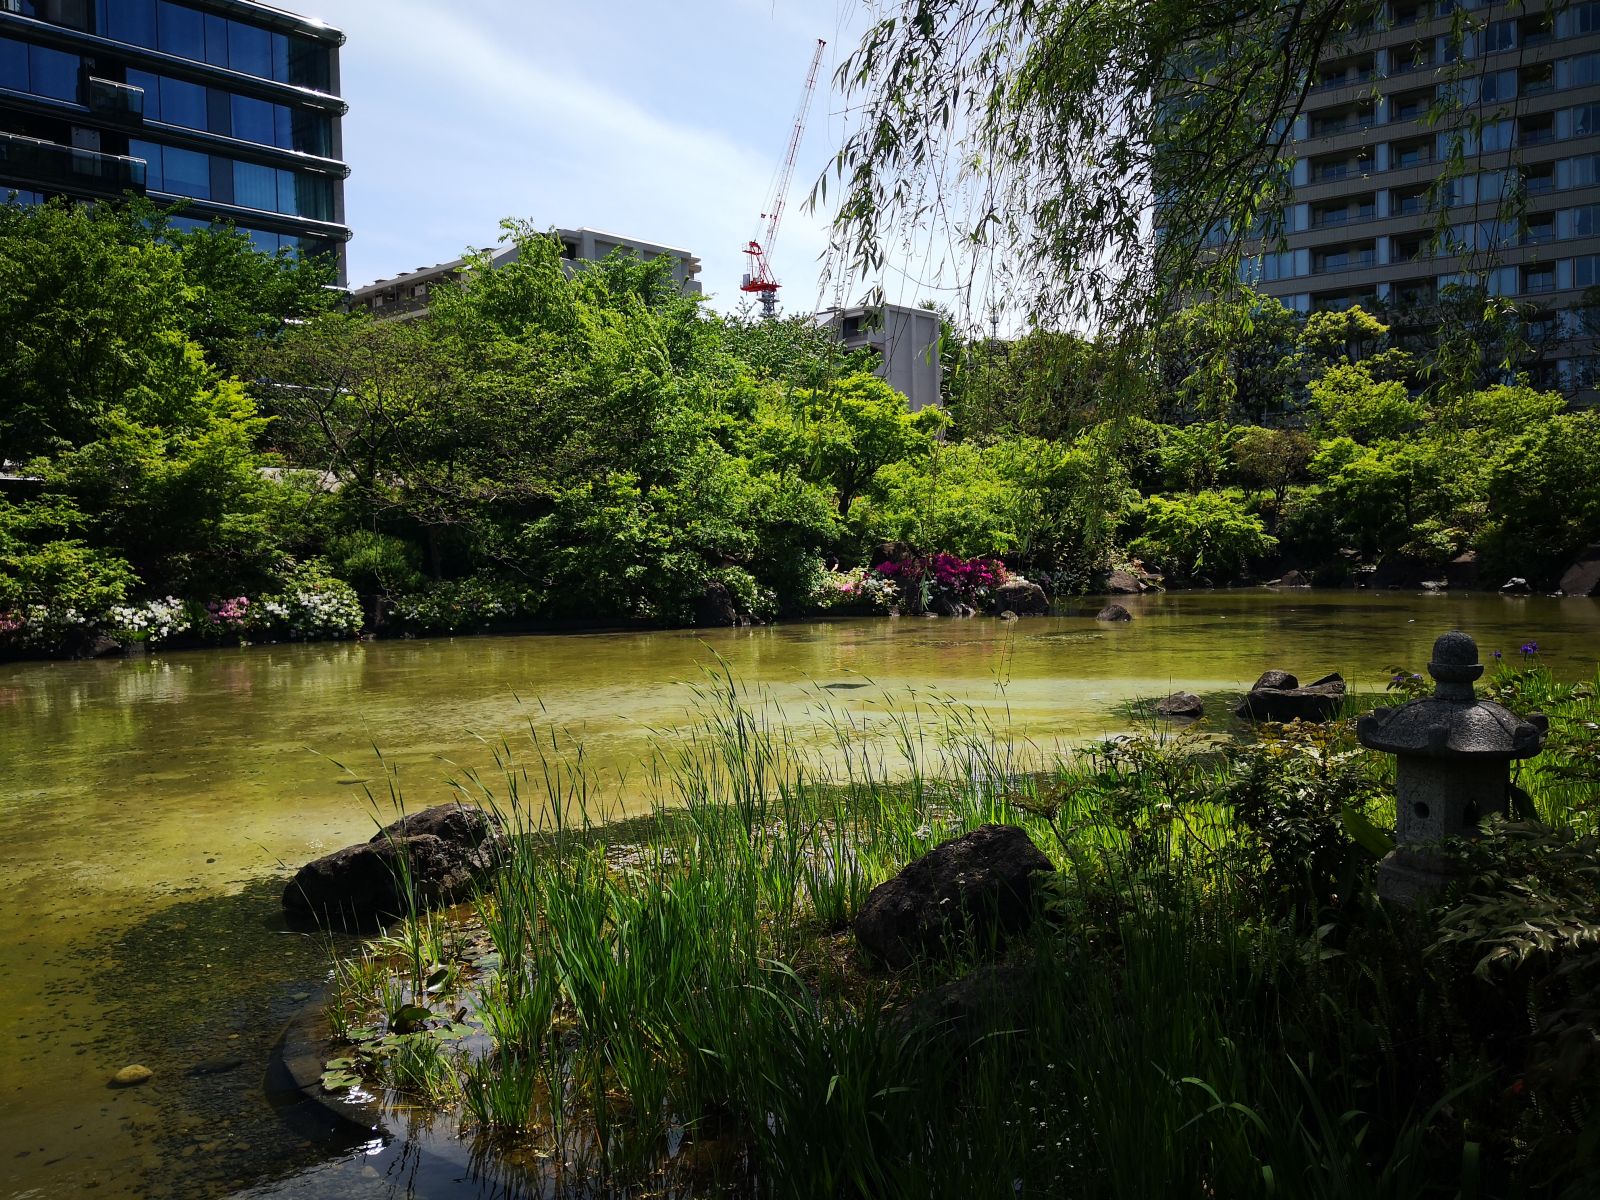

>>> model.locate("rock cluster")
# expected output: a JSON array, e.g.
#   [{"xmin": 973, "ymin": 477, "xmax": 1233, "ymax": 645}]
[
  {"xmin": 282, "ymin": 804, "xmax": 505, "ymax": 926},
  {"xmin": 854, "ymin": 824, "xmax": 1054, "ymax": 969},
  {"xmin": 1234, "ymin": 670, "xmax": 1346, "ymax": 723}
]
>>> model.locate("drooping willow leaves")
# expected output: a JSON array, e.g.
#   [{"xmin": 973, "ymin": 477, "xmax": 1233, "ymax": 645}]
[{"xmin": 824, "ymin": 0, "xmax": 1384, "ymax": 331}]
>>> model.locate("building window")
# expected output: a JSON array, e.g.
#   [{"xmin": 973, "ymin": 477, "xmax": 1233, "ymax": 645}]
[
  {"xmin": 1523, "ymin": 264, "xmax": 1556, "ymax": 293},
  {"xmin": 232, "ymin": 160, "xmax": 276, "ymax": 210},
  {"xmin": 159, "ymin": 74, "xmax": 207, "ymax": 130},
  {"xmin": 1483, "ymin": 18, "xmax": 1516, "ymax": 53},
  {"xmin": 156, "ymin": 0, "xmax": 204, "ymax": 59},
  {"xmin": 100, "ymin": 0, "xmax": 156, "ymax": 47},
  {"xmin": 230, "ymin": 94, "xmax": 275, "ymax": 144},
  {"xmin": 1574, "ymin": 104, "xmax": 1600, "ymax": 138},
  {"xmin": 227, "ymin": 19, "xmax": 272, "ymax": 79},
  {"xmin": 0, "ymin": 35, "xmax": 29, "ymax": 91},
  {"xmin": 1559, "ymin": 205, "xmax": 1600, "ymax": 240},
  {"xmin": 1558, "ymin": 154, "xmax": 1600, "ymax": 190}
]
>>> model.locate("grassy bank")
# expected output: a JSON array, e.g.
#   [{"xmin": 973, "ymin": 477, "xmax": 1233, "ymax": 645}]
[{"xmin": 319, "ymin": 664, "xmax": 1600, "ymax": 1198}]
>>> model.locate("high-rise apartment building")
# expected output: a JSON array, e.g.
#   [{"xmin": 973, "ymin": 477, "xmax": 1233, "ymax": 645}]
[
  {"xmin": 0, "ymin": 0, "xmax": 350, "ymax": 283},
  {"xmin": 1246, "ymin": 0, "xmax": 1600, "ymax": 389}
]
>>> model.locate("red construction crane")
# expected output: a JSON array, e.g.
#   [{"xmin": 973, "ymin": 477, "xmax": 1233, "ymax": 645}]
[{"xmin": 741, "ymin": 38, "xmax": 826, "ymax": 319}]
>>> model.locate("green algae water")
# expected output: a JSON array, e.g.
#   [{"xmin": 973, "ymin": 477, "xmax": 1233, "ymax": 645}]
[{"xmin": 2, "ymin": 593, "xmax": 1598, "ymax": 1200}]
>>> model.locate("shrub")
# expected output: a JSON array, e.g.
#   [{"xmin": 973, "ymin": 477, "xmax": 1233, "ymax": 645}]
[
  {"xmin": 808, "ymin": 565, "xmax": 899, "ymax": 614},
  {"xmin": 1127, "ymin": 491, "xmax": 1276, "ymax": 581},
  {"xmin": 393, "ymin": 575, "xmax": 523, "ymax": 633}
]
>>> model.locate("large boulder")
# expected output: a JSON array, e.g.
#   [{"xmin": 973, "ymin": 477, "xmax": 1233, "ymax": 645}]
[
  {"xmin": 693, "ymin": 581, "xmax": 739, "ymax": 627},
  {"xmin": 1559, "ymin": 543, "xmax": 1600, "ymax": 597},
  {"xmin": 991, "ymin": 579, "xmax": 1049, "ymax": 616},
  {"xmin": 1155, "ymin": 692, "xmax": 1205, "ymax": 719},
  {"xmin": 932, "ymin": 594, "xmax": 976, "ymax": 618},
  {"xmin": 1096, "ymin": 603, "xmax": 1133, "ymax": 622},
  {"xmin": 855, "ymin": 825, "xmax": 1054, "ymax": 969},
  {"xmin": 1105, "ymin": 569, "xmax": 1143, "ymax": 595},
  {"xmin": 1234, "ymin": 672, "xmax": 1346, "ymax": 724},
  {"xmin": 1253, "ymin": 669, "xmax": 1298, "ymax": 691},
  {"xmin": 1445, "ymin": 551, "xmax": 1480, "ymax": 590},
  {"xmin": 283, "ymin": 804, "xmax": 504, "ymax": 925}
]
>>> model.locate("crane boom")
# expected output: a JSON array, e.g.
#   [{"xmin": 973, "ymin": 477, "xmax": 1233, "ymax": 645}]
[{"xmin": 741, "ymin": 37, "xmax": 826, "ymax": 318}]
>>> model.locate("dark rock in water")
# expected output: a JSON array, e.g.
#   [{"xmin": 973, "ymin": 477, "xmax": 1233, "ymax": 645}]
[
  {"xmin": 693, "ymin": 580, "xmax": 738, "ymax": 626},
  {"xmin": 283, "ymin": 803, "xmax": 505, "ymax": 925},
  {"xmin": 821, "ymin": 682, "xmax": 869, "ymax": 690},
  {"xmin": 1277, "ymin": 570, "xmax": 1313, "ymax": 588},
  {"xmin": 1446, "ymin": 550, "xmax": 1480, "ymax": 590},
  {"xmin": 1500, "ymin": 577, "xmax": 1531, "ymax": 595},
  {"xmin": 991, "ymin": 579, "xmax": 1049, "ymax": 615},
  {"xmin": 1559, "ymin": 543, "xmax": 1600, "ymax": 597},
  {"xmin": 855, "ymin": 824, "xmax": 1054, "ymax": 969},
  {"xmin": 1155, "ymin": 692, "xmax": 1205, "ymax": 719},
  {"xmin": 78, "ymin": 634, "xmax": 122, "ymax": 659},
  {"xmin": 1235, "ymin": 673, "xmax": 1346, "ymax": 724},
  {"xmin": 1106, "ymin": 569, "xmax": 1142, "ymax": 594},
  {"xmin": 1253, "ymin": 670, "xmax": 1298, "ymax": 691},
  {"xmin": 999, "ymin": 610, "xmax": 1019, "ymax": 621},
  {"xmin": 1373, "ymin": 555, "xmax": 1437, "ymax": 590},
  {"xmin": 1095, "ymin": 604, "xmax": 1132, "ymax": 622},
  {"xmin": 932, "ymin": 594, "xmax": 976, "ymax": 618}
]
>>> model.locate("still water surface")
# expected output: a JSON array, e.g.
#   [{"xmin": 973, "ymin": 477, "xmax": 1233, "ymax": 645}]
[{"xmin": 2, "ymin": 592, "xmax": 1597, "ymax": 1199}]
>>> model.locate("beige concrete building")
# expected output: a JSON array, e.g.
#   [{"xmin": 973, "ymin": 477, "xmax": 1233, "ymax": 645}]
[
  {"xmin": 819, "ymin": 302, "xmax": 943, "ymax": 411},
  {"xmin": 1246, "ymin": 0, "xmax": 1600, "ymax": 390},
  {"xmin": 345, "ymin": 227, "xmax": 701, "ymax": 319}
]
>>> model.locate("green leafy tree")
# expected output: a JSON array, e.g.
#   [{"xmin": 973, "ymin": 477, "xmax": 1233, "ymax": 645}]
[
  {"xmin": 746, "ymin": 372, "xmax": 947, "ymax": 515},
  {"xmin": 1127, "ymin": 491, "xmax": 1276, "ymax": 582},
  {"xmin": 1480, "ymin": 413, "xmax": 1600, "ymax": 586}
]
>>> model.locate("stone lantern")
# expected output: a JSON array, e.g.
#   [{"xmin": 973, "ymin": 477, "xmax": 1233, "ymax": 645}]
[{"xmin": 1356, "ymin": 630, "xmax": 1547, "ymax": 907}]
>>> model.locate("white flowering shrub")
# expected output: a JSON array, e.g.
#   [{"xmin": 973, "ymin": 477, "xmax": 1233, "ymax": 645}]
[
  {"xmin": 809, "ymin": 566, "xmax": 899, "ymax": 614},
  {"xmin": 109, "ymin": 597, "xmax": 189, "ymax": 643}
]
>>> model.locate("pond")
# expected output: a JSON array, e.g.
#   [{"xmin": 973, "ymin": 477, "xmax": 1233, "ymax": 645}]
[{"xmin": 2, "ymin": 591, "xmax": 1597, "ymax": 1200}]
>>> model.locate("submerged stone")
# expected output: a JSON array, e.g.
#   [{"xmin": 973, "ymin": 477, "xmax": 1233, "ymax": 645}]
[{"xmin": 110, "ymin": 1064, "xmax": 153, "ymax": 1087}]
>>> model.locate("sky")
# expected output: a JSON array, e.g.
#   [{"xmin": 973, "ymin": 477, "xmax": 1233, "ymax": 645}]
[{"xmin": 305, "ymin": 0, "xmax": 931, "ymax": 316}]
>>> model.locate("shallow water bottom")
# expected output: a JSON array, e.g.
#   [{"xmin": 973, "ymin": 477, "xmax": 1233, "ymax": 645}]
[{"xmin": 2, "ymin": 593, "xmax": 1597, "ymax": 1199}]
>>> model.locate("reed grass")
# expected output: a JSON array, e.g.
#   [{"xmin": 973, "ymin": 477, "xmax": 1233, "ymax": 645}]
[{"xmin": 318, "ymin": 664, "xmax": 1600, "ymax": 1198}]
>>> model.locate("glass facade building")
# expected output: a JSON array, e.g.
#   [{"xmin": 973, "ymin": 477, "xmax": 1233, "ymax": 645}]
[
  {"xmin": 1240, "ymin": 0, "xmax": 1600, "ymax": 392},
  {"xmin": 0, "ymin": 0, "xmax": 349, "ymax": 282}
]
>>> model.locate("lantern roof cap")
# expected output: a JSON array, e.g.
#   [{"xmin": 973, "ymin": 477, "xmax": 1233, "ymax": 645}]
[{"xmin": 1357, "ymin": 631, "xmax": 1546, "ymax": 759}]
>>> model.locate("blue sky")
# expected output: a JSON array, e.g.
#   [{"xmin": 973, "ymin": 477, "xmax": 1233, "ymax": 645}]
[{"xmin": 306, "ymin": 0, "xmax": 923, "ymax": 315}]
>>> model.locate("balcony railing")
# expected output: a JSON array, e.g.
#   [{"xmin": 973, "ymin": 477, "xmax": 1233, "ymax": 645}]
[
  {"xmin": 82, "ymin": 77, "xmax": 145, "ymax": 121},
  {"xmin": 1312, "ymin": 207, "xmax": 1376, "ymax": 228},
  {"xmin": 0, "ymin": 133, "xmax": 146, "ymax": 194},
  {"xmin": 1314, "ymin": 252, "xmax": 1378, "ymax": 274},
  {"xmin": 1313, "ymin": 115, "xmax": 1377, "ymax": 136}
]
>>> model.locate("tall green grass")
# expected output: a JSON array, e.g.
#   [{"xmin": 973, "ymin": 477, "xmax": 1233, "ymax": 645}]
[{"xmin": 320, "ymin": 665, "xmax": 1600, "ymax": 1198}]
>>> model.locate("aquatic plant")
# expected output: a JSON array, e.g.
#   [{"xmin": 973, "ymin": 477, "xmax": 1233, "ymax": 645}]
[{"xmin": 319, "ymin": 664, "xmax": 1600, "ymax": 1196}]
